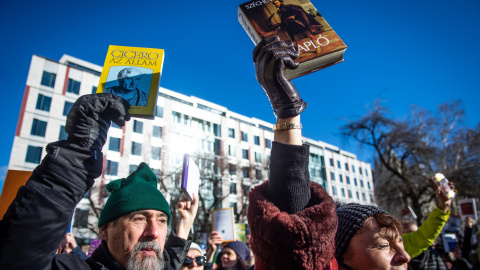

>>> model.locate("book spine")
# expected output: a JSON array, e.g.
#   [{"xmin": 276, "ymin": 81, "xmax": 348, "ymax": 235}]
[{"xmin": 237, "ymin": 6, "xmax": 262, "ymax": 45}]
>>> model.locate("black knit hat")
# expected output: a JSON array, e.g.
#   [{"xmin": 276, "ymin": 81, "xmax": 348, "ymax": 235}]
[
  {"xmin": 335, "ymin": 204, "xmax": 387, "ymax": 260},
  {"xmin": 224, "ymin": 241, "xmax": 251, "ymax": 262}
]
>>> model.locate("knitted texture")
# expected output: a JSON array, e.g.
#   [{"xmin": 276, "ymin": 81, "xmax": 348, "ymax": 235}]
[
  {"xmin": 268, "ymin": 142, "xmax": 310, "ymax": 214},
  {"xmin": 248, "ymin": 180, "xmax": 337, "ymax": 270},
  {"xmin": 224, "ymin": 241, "xmax": 251, "ymax": 262},
  {"xmin": 334, "ymin": 204, "xmax": 387, "ymax": 260},
  {"xmin": 98, "ymin": 162, "xmax": 171, "ymax": 227}
]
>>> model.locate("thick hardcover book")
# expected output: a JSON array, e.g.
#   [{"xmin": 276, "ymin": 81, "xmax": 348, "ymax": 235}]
[
  {"xmin": 96, "ymin": 45, "xmax": 164, "ymax": 119},
  {"xmin": 238, "ymin": 0, "xmax": 347, "ymax": 79}
]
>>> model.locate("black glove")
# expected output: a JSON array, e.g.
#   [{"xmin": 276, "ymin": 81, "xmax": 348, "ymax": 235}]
[
  {"xmin": 65, "ymin": 93, "xmax": 130, "ymax": 150},
  {"xmin": 253, "ymin": 36, "xmax": 307, "ymax": 119}
]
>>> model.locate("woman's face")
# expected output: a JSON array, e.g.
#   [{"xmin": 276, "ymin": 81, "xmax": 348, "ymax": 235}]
[
  {"xmin": 182, "ymin": 249, "xmax": 204, "ymax": 270},
  {"xmin": 221, "ymin": 247, "xmax": 238, "ymax": 268}
]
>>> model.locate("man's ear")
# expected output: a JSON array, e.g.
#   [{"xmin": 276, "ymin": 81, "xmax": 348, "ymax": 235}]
[{"xmin": 99, "ymin": 224, "xmax": 109, "ymax": 241}]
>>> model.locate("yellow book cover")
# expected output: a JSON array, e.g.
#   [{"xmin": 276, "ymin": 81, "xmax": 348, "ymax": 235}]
[{"xmin": 96, "ymin": 45, "xmax": 164, "ymax": 119}]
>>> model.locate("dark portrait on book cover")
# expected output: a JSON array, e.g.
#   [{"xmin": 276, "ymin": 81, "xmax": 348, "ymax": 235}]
[{"xmin": 104, "ymin": 66, "xmax": 153, "ymax": 107}]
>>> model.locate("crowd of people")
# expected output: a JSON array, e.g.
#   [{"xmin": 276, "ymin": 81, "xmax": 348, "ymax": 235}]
[{"xmin": 0, "ymin": 37, "xmax": 479, "ymax": 270}]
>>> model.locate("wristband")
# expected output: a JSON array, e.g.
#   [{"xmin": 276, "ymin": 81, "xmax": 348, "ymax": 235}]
[{"xmin": 273, "ymin": 122, "xmax": 302, "ymax": 131}]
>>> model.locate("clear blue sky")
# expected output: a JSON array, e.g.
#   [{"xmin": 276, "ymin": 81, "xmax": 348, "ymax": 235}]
[{"xmin": 1, "ymin": 0, "xmax": 479, "ymax": 191}]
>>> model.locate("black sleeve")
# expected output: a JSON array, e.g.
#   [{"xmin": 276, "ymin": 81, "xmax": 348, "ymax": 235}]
[
  {"xmin": 162, "ymin": 231, "xmax": 191, "ymax": 270},
  {"xmin": 268, "ymin": 141, "xmax": 311, "ymax": 214},
  {"xmin": 0, "ymin": 143, "xmax": 94, "ymax": 269}
]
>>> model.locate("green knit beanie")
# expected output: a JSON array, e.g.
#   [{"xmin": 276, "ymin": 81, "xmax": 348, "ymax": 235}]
[{"xmin": 98, "ymin": 162, "xmax": 171, "ymax": 227}]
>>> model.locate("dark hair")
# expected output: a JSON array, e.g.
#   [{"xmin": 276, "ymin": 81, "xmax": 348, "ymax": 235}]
[
  {"xmin": 216, "ymin": 248, "xmax": 248, "ymax": 270},
  {"xmin": 342, "ymin": 213, "xmax": 402, "ymax": 262}
]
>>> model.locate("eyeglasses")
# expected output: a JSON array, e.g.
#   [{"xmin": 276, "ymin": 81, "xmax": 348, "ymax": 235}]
[{"xmin": 183, "ymin": 256, "xmax": 206, "ymax": 266}]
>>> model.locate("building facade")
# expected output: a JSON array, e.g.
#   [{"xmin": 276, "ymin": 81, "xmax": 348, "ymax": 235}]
[{"xmin": 8, "ymin": 55, "xmax": 376, "ymax": 243}]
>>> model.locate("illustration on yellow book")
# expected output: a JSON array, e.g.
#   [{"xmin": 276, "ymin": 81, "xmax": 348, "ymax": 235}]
[{"xmin": 97, "ymin": 45, "xmax": 164, "ymax": 119}]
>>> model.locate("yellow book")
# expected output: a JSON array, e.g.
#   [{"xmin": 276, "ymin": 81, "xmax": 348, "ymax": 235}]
[{"xmin": 96, "ymin": 45, "xmax": 164, "ymax": 119}]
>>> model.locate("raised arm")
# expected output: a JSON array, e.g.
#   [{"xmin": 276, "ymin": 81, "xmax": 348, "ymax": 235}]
[{"xmin": 0, "ymin": 94, "xmax": 129, "ymax": 269}]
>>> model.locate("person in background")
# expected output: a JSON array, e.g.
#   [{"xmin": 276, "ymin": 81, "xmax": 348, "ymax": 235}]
[
  {"xmin": 57, "ymin": 232, "xmax": 88, "ymax": 260},
  {"xmin": 182, "ymin": 242, "xmax": 208, "ymax": 270},
  {"xmin": 216, "ymin": 241, "xmax": 250, "ymax": 270},
  {"xmin": 461, "ymin": 216, "xmax": 479, "ymax": 263}
]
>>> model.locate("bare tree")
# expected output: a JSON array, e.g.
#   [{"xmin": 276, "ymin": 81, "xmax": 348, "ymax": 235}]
[{"xmin": 341, "ymin": 100, "xmax": 480, "ymax": 223}]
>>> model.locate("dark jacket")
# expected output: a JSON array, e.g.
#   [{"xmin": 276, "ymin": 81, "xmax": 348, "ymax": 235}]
[
  {"xmin": 247, "ymin": 142, "xmax": 338, "ymax": 270},
  {"xmin": 0, "ymin": 142, "xmax": 189, "ymax": 269},
  {"xmin": 408, "ymin": 247, "xmax": 447, "ymax": 270}
]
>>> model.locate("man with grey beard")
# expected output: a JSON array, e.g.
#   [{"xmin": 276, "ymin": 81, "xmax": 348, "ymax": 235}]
[{"xmin": 0, "ymin": 94, "xmax": 198, "ymax": 270}]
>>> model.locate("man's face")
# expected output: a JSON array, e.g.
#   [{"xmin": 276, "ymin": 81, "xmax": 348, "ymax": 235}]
[
  {"xmin": 343, "ymin": 217, "xmax": 410, "ymax": 270},
  {"xmin": 99, "ymin": 209, "xmax": 168, "ymax": 270},
  {"xmin": 273, "ymin": 1, "xmax": 282, "ymax": 8},
  {"xmin": 119, "ymin": 73, "xmax": 142, "ymax": 91}
]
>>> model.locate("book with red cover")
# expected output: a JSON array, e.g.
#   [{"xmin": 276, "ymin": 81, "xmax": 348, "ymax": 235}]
[{"xmin": 238, "ymin": 0, "xmax": 347, "ymax": 79}]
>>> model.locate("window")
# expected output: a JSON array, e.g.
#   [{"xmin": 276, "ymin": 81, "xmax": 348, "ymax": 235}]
[
  {"xmin": 106, "ymin": 160, "xmax": 118, "ymax": 175},
  {"xmin": 36, "ymin": 94, "xmax": 52, "ymax": 112},
  {"xmin": 345, "ymin": 163, "xmax": 349, "ymax": 171},
  {"xmin": 360, "ymin": 179, "xmax": 364, "ymax": 188},
  {"xmin": 59, "ymin": 125, "xmax": 67, "ymax": 140},
  {"xmin": 213, "ymin": 124, "xmax": 221, "ymax": 137},
  {"xmin": 367, "ymin": 182, "xmax": 371, "ymax": 190},
  {"xmin": 330, "ymin": 172, "xmax": 335, "ymax": 181},
  {"xmin": 133, "ymin": 120, "xmax": 143, "ymax": 133},
  {"xmin": 152, "ymin": 169, "xmax": 161, "ymax": 178},
  {"xmin": 228, "ymin": 128, "xmax": 235, "ymax": 138},
  {"xmin": 63, "ymin": 101, "xmax": 74, "ymax": 116},
  {"xmin": 129, "ymin": 164, "xmax": 138, "ymax": 174},
  {"xmin": 352, "ymin": 166, "xmax": 355, "ymax": 173},
  {"xmin": 25, "ymin": 145, "xmax": 42, "ymax": 163},
  {"xmin": 153, "ymin": 126, "xmax": 162, "ymax": 138},
  {"xmin": 337, "ymin": 161, "xmax": 341, "ymax": 169},
  {"xmin": 230, "ymin": 182, "xmax": 237, "ymax": 194},
  {"xmin": 67, "ymin": 78, "xmax": 81, "ymax": 94},
  {"xmin": 91, "ymin": 86, "xmax": 97, "ymax": 94},
  {"xmin": 131, "ymin": 142, "xmax": 142, "ymax": 156},
  {"xmin": 31, "ymin": 119, "xmax": 47, "ymax": 137},
  {"xmin": 339, "ymin": 174, "xmax": 343, "ymax": 183},
  {"xmin": 255, "ymin": 152, "xmax": 262, "ymax": 163},
  {"xmin": 354, "ymin": 178, "xmax": 358, "ymax": 186},
  {"xmin": 359, "ymin": 167, "xmax": 363, "ymax": 175},
  {"xmin": 229, "ymin": 164, "xmax": 237, "ymax": 175},
  {"xmin": 346, "ymin": 176, "xmax": 350, "ymax": 184},
  {"xmin": 348, "ymin": 190, "xmax": 352, "ymax": 198},
  {"xmin": 332, "ymin": 186, "xmax": 337, "ymax": 196},
  {"xmin": 155, "ymin": 106, "xmax": 164, "ymax": 118},
  {"xmin": 109, "ymin": 137, "xmax": 121, "ymax": 152},
  {"xmin": 73, "ymin": 209, "xmax": 89, "ymax": 228},
  {"xmin": 256, "ymin": 169, "xmax": 262, "ymax": 180},
  {"xmin": 265, "ymin": 139, "xmax": 272, "ymax": 149},
  {"xmin": 41, "ymin": 71, "xmax": 56, "ymax": 87},
  {"xmin": 241, "ymin": 131, "xmax": 248, "ymax": 142},
  {"xmin": 242, "ymin": 168, "xmax": 249, "ymax": 178},
  {"xmin": 365, "ymin": 170, "xmax": 369, "ymax": 177},
  {"xmin": 242, "ymin": 149, "xmax": 249, "ymax": 159},
  {"xmin": 214, "ymin": 139, "xmax": 221, "ymax": 155},
  {"xmin": 329, "ymin": 158, "xmax": 334, "ymax": 166},
  {"xmin": 362, "ymin": 193, "xmax": 366, "ymax": 201},
  {"xmin": 254, "ymin": 135, "xmax": 260, "ymax": 146},
  {"xmin": 228, "ymin": 145, "xmax": 236, "ymax": 156},
  {"xmin": 356, "ymin": 191, "xmax": 360, "ymax": 200},
  {"xmin": 152, "ymin": 146, "xmax": 161, "ymax": 160},
  {"xmin": 341, "ymin": 188, "xmax": 345, "ymax": 197}
]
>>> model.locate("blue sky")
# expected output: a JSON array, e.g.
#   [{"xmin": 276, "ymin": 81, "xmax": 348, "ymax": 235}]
[{"xmin": 1, "ymin": 0, "xmax": 479, "ymax": 192}]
